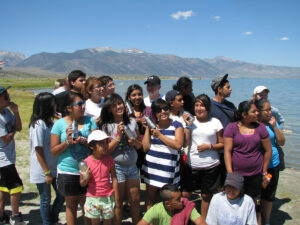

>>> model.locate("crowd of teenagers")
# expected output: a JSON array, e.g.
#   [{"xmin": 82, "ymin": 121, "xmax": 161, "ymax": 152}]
[{"xmin": 0, "ymin": 70, "xmax": 286, "ymax": 225}]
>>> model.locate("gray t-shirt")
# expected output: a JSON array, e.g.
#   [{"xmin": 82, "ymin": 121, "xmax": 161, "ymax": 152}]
[
  {"xmin": 30, "ymin": 120, "xmax": 58, "ymax": 183},
  {"xmin": 104, "ymin": 118, "xmax": 138, "ymax": 167},
  {"xmin": 0, "ymin": 108, "xmax": 16, "ymax": 167}
]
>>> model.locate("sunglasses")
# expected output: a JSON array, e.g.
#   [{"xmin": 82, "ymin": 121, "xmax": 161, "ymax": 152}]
[
  {"xmin": 70, "ymin": 101, "xmax": 86, "ymax": 107},
  {"xmin": 157, "ymin": 106, "xmax": 170, "ymax": 113}
]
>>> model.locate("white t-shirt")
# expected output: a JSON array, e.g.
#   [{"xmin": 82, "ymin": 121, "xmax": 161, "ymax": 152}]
[
  {"xmin": 206, "ymin": 192, "xmax": 257, "ymax": 225},
  {"xmin": 0, "ymin": 108, "xmax": 16, "ymax": 167},
  {"xmin": 188, "ymin": 117, "xmax": 223, "ymax": 169},
  {"xmin": 30, "ymin": 120, "xmax": 58, "ymax": 183},
  {"xmin": 52, "ymin": 86, "xmax": 66, "ymax": 95},
  {"xmin": 84, "ymin": 99, "xmax": 103, "ymax": 120},
  {"xmin": 144, "ymin": 94, "xmax": 165, "ymax": 107}
]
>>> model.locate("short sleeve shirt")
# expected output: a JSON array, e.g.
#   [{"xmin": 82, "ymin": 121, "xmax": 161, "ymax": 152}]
[{"xmin": 0, "ymin": 108, "xmax": 16, "ymax": 167}]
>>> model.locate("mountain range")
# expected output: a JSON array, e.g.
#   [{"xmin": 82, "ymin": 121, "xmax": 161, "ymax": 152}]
[{"xmin": 0, "ymin": 47, "xmax": 299, "ymax": 78}]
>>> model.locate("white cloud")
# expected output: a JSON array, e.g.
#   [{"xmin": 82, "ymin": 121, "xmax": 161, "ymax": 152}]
[
  {"xmin": 280, "ymin": 36, "xmax": 289, "ymax": 41},
  {"xmin": 212, "ymin": 16, "xmax": 221, "ymax": 21},
  {"xmin": 242, "ymin": 31, "xmax": 253, "ymax": 36},
  {"xmin": 171, "ymin": 10, "xmax": 194, "ymax": 20}
]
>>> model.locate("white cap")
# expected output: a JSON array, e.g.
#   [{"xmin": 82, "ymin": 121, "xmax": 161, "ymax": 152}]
[
  {"xmin": 87, "ymin": 130, "xmax": 110, "ymax": 144},
  {"xmin": 253, "ymin": 86, "xmax": 269, "ymax": 94}
]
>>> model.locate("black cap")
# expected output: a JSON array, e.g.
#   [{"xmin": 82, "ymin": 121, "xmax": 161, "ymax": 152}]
[
  {"xmin": 0, "ymin": 85, "xmax": 11, "ymax": 95},
  {"xmin": 144, "ymin": 75, "xmax": 161, "ymax": 85},
  {"xmin": 211, "ymin": 74, "xmax": 228, "ymax": 92},
  {"xmin": 165, "ymin": 90, "xmax": 180, "ymax": 103}
]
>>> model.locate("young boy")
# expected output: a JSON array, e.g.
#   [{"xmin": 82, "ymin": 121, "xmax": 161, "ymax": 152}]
[
  {"xmin": 0, "ymin": 86, "xmax": 25, "ymax": 225},
  {"xmin": 80, "ymin": 130, "xmax": 120, "ymax": 225}
]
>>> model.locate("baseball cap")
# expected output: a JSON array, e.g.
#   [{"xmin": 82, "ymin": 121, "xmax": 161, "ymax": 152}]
[
  {"xmin": 0, "ymin": 85, "xmax": 11, "ymax": 95},
  {"xmin": 88, "ymin": 130, "xmax": 110, "ymax": 144},
  {"xmin": 211, "ymin": 74, "xmax": 228, "ymax": 92},
  {"xmin": 225, "ymin": 172, "xmax": 244, "ymax": 190},
  {"xmin": 253, "ymin": 86, "xmax": 269, "ymax": 95},
  {"xmin": 165, "ymin": 90, "xmax": 180, "ymax": 103},
  {"xmin": 144, "ymin": 75, "xmax": 161, "ymax": 85}
]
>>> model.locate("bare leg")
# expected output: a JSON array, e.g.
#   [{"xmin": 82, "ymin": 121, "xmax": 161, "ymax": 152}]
[
  {"xmin": 200, "ymin": 193, "xmax": 212, "ymax": 220},
  {"xmin": 257, "ymin": 212, "xmax": 262, "ymax": 225},
  {"xmin": 0, "ymin": 191, "xmax": 8, "ymax": 216},
  {"xmin": 114, "ymin": 182, "xmax": 126, "ymax": 225},
  {"xmin": 65, "ymin": 195, "xmax": 79, "ymax": 225},
  {"xmin": 78, "ymin": 194, "xmax": 91, "ymax": 225},
  {"xmin": 126, "ymin": 179, "xmax": 140, "ymax": 225},
  {"xmin": 145, "ymin": 184, "xmax": 159, "ymax": 211},
  {"xmin": 10, "ymin": 192, "xmax": 21, "ymax": 216},
  {"xmin": 103, "ymin": 219, "xmax": 112, "ymax": 225},
  {"xmin": 90, "ymin": 218, "xmax": 100, "ymax": 225}
]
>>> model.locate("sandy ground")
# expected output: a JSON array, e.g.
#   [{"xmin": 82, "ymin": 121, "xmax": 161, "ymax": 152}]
[{"xmin": 3, "ymin": 139, "xmax": 299, "ymax": 225}]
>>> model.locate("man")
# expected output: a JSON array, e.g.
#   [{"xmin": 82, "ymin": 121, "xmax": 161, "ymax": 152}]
[
  {"xmin": 144, "ymin": 75, "xmax": 164, "ymax": 107},
  {"xmin": 52, "ymin": 77, "xmax": 69, "ymax": 96},
  {"xmin": 55, "ymin": 70, "xmax": 86, "ymax": 117},
  {"xmin": 0, "ymin": 86, "xmax": 25, "ymax": 225},
  {"xmin": 253, "ymin": 86, "xmax": 284, "ymax": 127},
  {"xmin": 99, "ymin": 75, "xmax": 115, "ymax": 98},
  {"xmin": 137, "ymin": 184, "xmax": 205, "ymax": 225}
]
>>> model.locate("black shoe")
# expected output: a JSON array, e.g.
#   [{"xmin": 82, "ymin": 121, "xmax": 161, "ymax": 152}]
[
  {"xmin": 9, "ymin": 212, "xmax": 26, "ymax": 225},
  {"xmin": 0, "ymin": 213, "xmax": 9, "ymax": 225}
]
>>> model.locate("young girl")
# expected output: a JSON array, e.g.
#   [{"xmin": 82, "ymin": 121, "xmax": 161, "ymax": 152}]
[{"xmin": 80, "ymin": 130, "xmax": 119, "ymax": 225}]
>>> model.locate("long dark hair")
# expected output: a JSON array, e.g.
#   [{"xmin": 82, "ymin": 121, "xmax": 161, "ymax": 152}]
[
  {"xmin": 98, "ymin": 93, "xmax": 130, "ymax": 129},
  {"xmin": 125, "ymin": 84, "xmax": 146, "ymax": 112},
  {"xmin": 173, "ymin": 77, "xmax": 192, "ymax": 93},
  {"xmin": 233, "ymin": 100, "xmax": 254, "ymax": 122},
  {"xmin": 151, "ymin": 98, "xmax": 169, "ymax": 122},
  {"xmin": 29, "ymin": 92, "xmax": 55, "ymax": 128}
]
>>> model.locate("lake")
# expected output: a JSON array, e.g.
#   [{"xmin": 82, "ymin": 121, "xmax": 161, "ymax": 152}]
[{"xmin": 32, "ymin": 78, "xmax": 300, "ymax": 169}]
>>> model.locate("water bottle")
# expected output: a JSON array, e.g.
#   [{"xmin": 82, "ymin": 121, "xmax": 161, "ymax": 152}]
[
  {"xmin": 78, "ymin": 160, "xmax": 88, "ymax": 172},
  {"xmin": 124, "ymin": 125, "xmax": 135, "ymax": 139},
  {"xmin": 183, "ymin": 111, "xmax": 195, "ymax": 123},
  {"xmin": 262, "ymin": 173, "xmax": 272, "ymax": 189},
  {"xmin": 144, "ymin": 116, "xmax": 156, "ymax": 129},
  {"xmin": 126, "ymin": 101, "xmax": 134, "ymax": 115},
  {"xmin": 71, "ymin": 120, "xmax": 78, "ymax": 140}
]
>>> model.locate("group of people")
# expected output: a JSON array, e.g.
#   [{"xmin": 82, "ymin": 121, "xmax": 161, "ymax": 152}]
[{"xmin": 0, "ymin": 70, "xmax": 285, "ymax": 225}]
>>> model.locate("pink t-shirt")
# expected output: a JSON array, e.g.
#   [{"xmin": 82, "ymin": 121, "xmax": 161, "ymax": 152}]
[{"xmin": 84, "ymin": 155, "xmax": 115, "ymax": 197}]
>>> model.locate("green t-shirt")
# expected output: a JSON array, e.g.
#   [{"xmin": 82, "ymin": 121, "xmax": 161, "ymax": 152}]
[{"xmin": 143, "ymin": 202, "xmax": 200, "ymax": 225}]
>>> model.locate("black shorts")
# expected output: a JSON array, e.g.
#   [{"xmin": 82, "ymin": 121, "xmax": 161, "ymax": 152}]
[
  {"xmin": 182, "ymin": 164, "xmax": 221, "ymax": 194},
  {"xmin": 57, "ymin": 173, "xmax": 86, "ymax": 196},
  {"xmin": 244, "ymin": 174, "xmax": 262, "ymax": 212},
  {"xmin": 0, "ymin": 164, "xmax": 23, "ymax": 194},
  {"xmin": 261, "ymin": 165, "xmax": 280, "ymax": 201}
]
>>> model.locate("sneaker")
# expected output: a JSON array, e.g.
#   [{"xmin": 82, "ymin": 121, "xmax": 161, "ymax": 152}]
[
  {"xmin": 9, "ymin": 212, "xmax": 26, "ymax": 225},
  {"xmin": 0, "ymin": 213, "xmax": 9, "ymax": 225}
]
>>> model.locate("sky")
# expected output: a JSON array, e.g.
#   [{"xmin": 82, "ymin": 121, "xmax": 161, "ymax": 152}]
[{"xmin": 1, "ymin": 0, "xmax": 299, "ymax": 67}]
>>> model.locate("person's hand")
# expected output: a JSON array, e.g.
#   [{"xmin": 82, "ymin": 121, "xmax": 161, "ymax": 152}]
[
  {"xmin": 269, "ymin": 116, "xmax": 276, "ymax": 128},
  {"xmin": 128, "ymin": 138, "xmax": 140, "ymax": 148},
  {"xmin": 151, "ymin": 128, "xmax": 161, "ymax": 138},
  {"xmin": 80, "ymin": 167, "xmax": 91, "ymax": 182},
  {"xmin": 197, "ymin": 144, "xmax": 210, "ymax": 152},
  {"xmin": 45, "ymin": 174, "xmax": 53, "ymax": 184},
  {"xmin": 66, "ymin": 126, "xmax": 81, "ymax": 144},
  {"xmin": 182, "ymin": 113, "xmax": 192, "ymax": 127},
  {"xmin": 8, "ymin": 102, "xmax": 19, "ymax": 114},
  {"xmin": 117, "ymin": 122, "xmax": 124, "ymax": 138},
  {"xmin": 80, "ymin": 136, "xmax": 88, "ymax": 145}
]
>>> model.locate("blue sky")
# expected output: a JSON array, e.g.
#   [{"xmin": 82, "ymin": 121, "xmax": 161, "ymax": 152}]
[{"xmin": 1, "ymin": 0, "xmax": 299, "ymax": 67}]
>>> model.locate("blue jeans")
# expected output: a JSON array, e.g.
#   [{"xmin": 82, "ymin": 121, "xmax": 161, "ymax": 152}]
[{"xmin": 36, "ymin": 178, "xmax": 65, "ymax": 225}]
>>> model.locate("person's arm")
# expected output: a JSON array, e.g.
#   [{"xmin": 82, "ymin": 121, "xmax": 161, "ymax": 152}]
[
  {"xmin": 35, "ymin": 146, "xmax": 53, "ymax": 184},
  {"xmin": 152, "ymin": 126, "xmax": 184, "ymax": 150},
  {"xmin": 107, "ymin": 122, "xmax": 123, "ymax": 155},
  {"xmin": 9, "ymin": 102, "xmax": 22, "ymax": 132},
  {"xmin": 269, "ymin": 117, "xmax": 285, "ymax": 146},
  {"xmin": 79, "ymin": 167, "xmax": 90, "ymax": 187},
  {"xmin": 224, "ymin": 137, "xmax": 233, "ymax": 173},
  {"xmin": 261, "ymin": 137, "xmax": 272, "ymax": 175},
  {"xmin": 111, "ymin": 164, "xmax": 121, "ymax": 209},
  {"xmin": 142, "ymin": 126, "xmax": 151, "ymax": 153},
  {"xmin": 197, "ymin": 129, "xmax": 224, "ymax": 152},
  {"xmin": 128, "ymin": 129, "xmax": 142, "ymax": 149},
  {"xmin": 0, "ymin": 131, "xmax": 16, "ymax": 144},
  {"xmin": 183, "ymin": 113, "xmax": 192, "ymax": 148},
  {"xmin": 194, "ymin": 216, "xmax": 207, "ymax": 225}
]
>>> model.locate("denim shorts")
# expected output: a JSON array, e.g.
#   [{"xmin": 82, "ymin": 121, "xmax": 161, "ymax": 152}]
[
  {"xmin": 115, "ymin": 164, "xmax": 139, "ymax": 183},
  {"xmin": 84, "ymin": 195, "xmax": 115, "ymax": 219}
]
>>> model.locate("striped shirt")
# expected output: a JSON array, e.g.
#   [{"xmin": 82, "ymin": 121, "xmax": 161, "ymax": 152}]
[{"xmin": 142, "ymin": 120, "xmax": 182, "ymax": 188}]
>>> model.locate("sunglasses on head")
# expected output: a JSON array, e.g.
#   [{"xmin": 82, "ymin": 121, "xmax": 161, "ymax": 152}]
[{"xmin": 70, "ymin": 101, "xmax": 85, "ymax": 107}]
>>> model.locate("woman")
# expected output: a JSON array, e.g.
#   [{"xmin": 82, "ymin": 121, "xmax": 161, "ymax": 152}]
[
  {"xmin": 206, "ymin": 172, "xmax": 257, "ymax": 225},
  {"xmin": 29, "ymin": 92, "xmax": 64, "ymax": 225},
  {"xmin": 182, "ymin": 94, "xmax": 224, "ymax": 220},
  {"xmin": 142, "ymin": 99, "xmax": 184, "ymax": 210},
  {"xmin": 98, "ymin": 93, "xmax": 142, "ymax": 225},
  {"xmin": 224, "ymin": 100, "xmax": 272, "ymax": 225},
  {"xmin": 255, "ymin": 99, "xmax": 285, "ymax": 225},
  {"xmin": 84, "ymin": 77, "xmax": 105, "ymax": 121},
  {"xmin": 173, "ymin": 76, "xmax": 195, "ymax": 115},
  {"xmin": 125, "ymin": 84, "xmax": 155, "ymax": 169},
  {"xmin": 51, "ymin": 92, "xmax": 97, "ymax": 225}
]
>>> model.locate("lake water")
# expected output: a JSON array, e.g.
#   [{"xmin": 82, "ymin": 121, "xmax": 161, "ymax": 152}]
[{"xmin": 32, "ymin": 78, "xmax": 300, "ymax": 169}]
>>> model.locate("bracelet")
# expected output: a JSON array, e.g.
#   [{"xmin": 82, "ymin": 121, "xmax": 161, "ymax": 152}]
[
  {"xmin": 262, "ymin": 172, "xmax": 268, "ymax": 176},
  {"xmin": 44, "ymin": 170, "xmax": 51, "ymax": 176}
]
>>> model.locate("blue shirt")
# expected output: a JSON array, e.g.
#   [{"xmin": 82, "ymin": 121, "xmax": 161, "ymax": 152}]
[{"xmin": 265, "ymin": 122, "xmax": 280, "ymax": 168}]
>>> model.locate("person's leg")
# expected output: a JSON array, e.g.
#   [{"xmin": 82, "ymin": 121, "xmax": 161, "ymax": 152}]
[
  {"xmin": 0, "ymin": 191, "xmax": 8, "ymax": 217},
  {"xmin": 90, "ymin": 218, "xmax": 100, "ymax": 225},
  {"xmin": 65, "ymin": 195, "xmax": 79, "ymax": 225},
  {"xmin": 126, "ymin": 179, "xmax": 140, "ymax": 225},
  {"xmin": 78, "ymin": 194, "xmax": 91, "ymax": 225},
  {"xmin": 10, "ymin": 192, "xmax": 21, "ymax": 216},
  {"xmin": 145, "ymin": 184, "xmax": 159, "ymax": 211},
  {"xmin": 103, "ymin": 219, "xmax": 112, "ymax": 225},
  {"xmin": 114, "ymin": 182, "xmax": 126, "ymax": 225},
  {"xmin": 200, "ymin": 193, "xmax": 212, "ymax": 220},
  {"xmin": 51, "ymin": 178, "xmax": 65, "ymax": 223},
  {"xmin": 36, "ymin": 183, "xmax": 52, "ymax": 225}
]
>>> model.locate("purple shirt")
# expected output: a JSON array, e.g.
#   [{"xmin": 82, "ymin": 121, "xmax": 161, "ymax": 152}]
[{"xmin": 224, "ymin": 122, "xmax": 269, "ymax": 176}]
